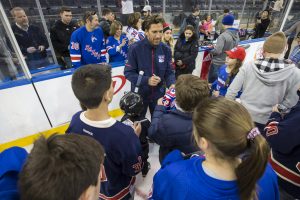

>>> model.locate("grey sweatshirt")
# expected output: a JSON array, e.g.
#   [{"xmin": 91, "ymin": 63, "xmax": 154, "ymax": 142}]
[
  {"xmin": 211, "ymin": 28, "xmax": 239, "ymax": 66},
  {"xmin": 226, "ymin": 61, "xmax": 300, "ymax": 124}
]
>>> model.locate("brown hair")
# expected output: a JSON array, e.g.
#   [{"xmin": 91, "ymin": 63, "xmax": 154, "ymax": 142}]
[
  {"xmin": 175, "ymin": 74, "xmax": 210, "ymax": 112},
  {"xmin": 59, "ymin": 6, "xmax": 71, "ymax": 13},
  {"xmin": 19, "ymin": 134, "xmax": 105, "ymax": 200},
  {"xmin": 127, "ymin": 12, "xmax": 141, "ymax": 29},
  {"xmin": 110, "ymin": 20, "xmax": 123, "ymax": 36},
  {"xmin": 143, "ymin": 14, "xmax": 165, "ymax": 31},
  {"xmin": 71, "ymin": 64, "xmax": 112, "ymax": 109},
  {"xmin": 83, "ymin": 10, "xmax": 97, "ymax": 24},
  {"xmin": 226, "ymin": 59, "xmax": 243, "ymax": 85},
  {"xmin": 193, "ymin": 98, "xmax": 270, "ymax": 200}
]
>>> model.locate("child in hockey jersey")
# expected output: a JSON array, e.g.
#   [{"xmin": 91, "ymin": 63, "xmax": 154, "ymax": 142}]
[
  {"xmin": 126, "ymin": 12, "xmax": 145, "ymax": 44},
  {"xmin": 264, "ymin": 87, "xmax": 300, "ymax": 199},
  {"xmin": 150, "ymin": 98, "xmax": 279, "ymax": 200},
  {"xmin": 148, "ymin": 74, "xmax": 210, "ymax": 163},
  {"xmin": 106, "ymin": 21, "xmax": 129, "ymax": 62},
  {"xmin": 120, "ymin": 92, "xmax": 151, "ymax": 177},
  {"xmin": 66, "ymin": 64, "xmax": 142, "ymax": 200},
  {"xmin": 211, "ymin": 46, "xmax": 246, "ymax": 97}
]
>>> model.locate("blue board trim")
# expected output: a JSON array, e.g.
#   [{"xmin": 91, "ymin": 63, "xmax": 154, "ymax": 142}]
[{"xmin": 0, "ymin": 79, "xmax": 31, "ymax": 90}]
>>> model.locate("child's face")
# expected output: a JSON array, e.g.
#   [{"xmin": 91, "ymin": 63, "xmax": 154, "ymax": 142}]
[
  {"xmin": 184, "ymin": 30, "xmax": 193, "ymax": 40},
  {"xmin": 225, "ymin": 56, "xmax": 237, "ymax": 66}
]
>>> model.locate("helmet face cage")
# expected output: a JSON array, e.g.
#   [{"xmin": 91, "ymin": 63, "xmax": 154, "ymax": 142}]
[{"xmin": 119, "ymin": 92, "xmax": 144, "ymax": 117}]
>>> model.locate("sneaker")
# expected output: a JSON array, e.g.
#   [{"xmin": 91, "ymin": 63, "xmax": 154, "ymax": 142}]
[{"xmin": 142, "ymin": 161, "xmax": 151, "ymax": 177}]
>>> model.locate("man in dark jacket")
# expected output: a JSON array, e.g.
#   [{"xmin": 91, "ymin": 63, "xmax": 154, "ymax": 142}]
[
  {"xmin": 124, "ymin": 15, "xmax": 175, "ymax": 117},
  {"xmin": 50, "ymin": 7, "xmax": 78, "ymax": 69},
  {"xmin": 99, "ymin": 8, "xmax": 114, "ymax": 39},
  {"xmin": 148, "ymin": 74, "xmax": 209, "ymax": 163},
  {"xmin": 10, "ymin": 7, "xmax": 49, "ymax": 70},
  {"xmin": 265, "ymin": 88, "xmax": 300, "ymax": 200}
]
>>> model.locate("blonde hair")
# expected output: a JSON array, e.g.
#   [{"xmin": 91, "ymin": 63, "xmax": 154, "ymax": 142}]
[
  {"xmin": 110, "ymin": 20, "xmax": 123, "ymax": 36},
  {"xmin": 193, "ymin": 98, "xmax": 270, "ymax": 200}
]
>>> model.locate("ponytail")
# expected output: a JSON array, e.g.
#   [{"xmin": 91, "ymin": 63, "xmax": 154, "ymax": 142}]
[{"xmin": 235, "ymin": 135, "xmax": 270, "ymax": 200}]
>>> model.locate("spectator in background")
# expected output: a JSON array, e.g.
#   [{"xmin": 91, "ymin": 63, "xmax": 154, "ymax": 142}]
[
  {"xmin": 200, "ymin": 15, "xmax": 214, "ymax": 40},
  {"xmin": 285, "ymin": 21, "xmax": 300, "ymax": 56},
  {"xmin": 99, "ymin": 8, "xmax": 114, "ymax": 39},
  {"xmin": 0, "ymin": 147, "xmax": 27, "ymax": 200},
  {"xmin": 208, "ymin": 14, "xmax": 239, "ymax": 83},
  {"xmin": 162, "ymin": 23, "xmax": 175, "ymax": 57},
  {"xmin": 226, "ymin": 32, "xmax": 300, "ymax": 132},
  {"xmin": 126, "ymin": 12, "xmax": 145, "ymax": 44},
  {"xmin": 70, "ymin": 11, "xmax": 106, "ymax": 68},
  {"xmin": 106, "ymin": 21, "xmax": 129, "ymax": 62},
  {"xmin": 19, "ymin": 134, "xmax": 105, "ymax": 200},
  {"xmin": 215, "ymin": 8, "xmax": 230, "ymax": 37},
  {"xmin": 264, "ymin": 87, "xmax": 300, "ymax": 200},
  {"xmin": 253, "ymin": 10, "xmax": 270, "ymax": 38},
  {"xmin": 10, "ymin": 7, "xmax": 49, "ymax": 70},
  {"xmin": 142, "ymin": 5, "xmax": 152, "ymax": 19},
  {"xmin": 174, "ymin": 25, "xmax": 199, "ymax": 78},
  {"xmin": 185, "ymin": 6, "xmax": 200, "ymax": 36},
  {"xmin": 50, "ymin": 7, "xmax": 78, "ymax": 69},
  {"xmin": 120, "ymin": 0, "xmax": 134, "ymax": 26},
  {"xmin": 288, "ymin": 32, "xmax": 300, "ymax": 68},
  {"xmin": 141, "ymin": 4, "xmax": 152, "ymax": 31}
]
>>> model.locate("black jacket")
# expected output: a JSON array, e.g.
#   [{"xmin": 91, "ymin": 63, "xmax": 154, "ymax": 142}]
[
  {"xmin": 254, "ymin": 18, "xmax": 270, "ymax": 38},
  {"xmin": 50, "ymin": 20, "xmax": 78, "ymax": 57},
  {"xmin": 148, "ymin": 105, "xmax": 199, "ymax": 163},
  {"xmin": 11, "ymin": 24, "xmax": 49, "ymax": 60},
  {"xmin": 99, "ymin": 18, "xmax": 111, "ymax": 38},
  {"xmin": 174, "ymin": 33, "xmax": 198, "ymax": 71}
]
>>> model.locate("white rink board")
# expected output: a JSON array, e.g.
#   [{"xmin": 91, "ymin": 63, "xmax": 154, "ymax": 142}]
[{"xmin": 0, "ymin": 83, "xmax": 51, "ymax": 143}]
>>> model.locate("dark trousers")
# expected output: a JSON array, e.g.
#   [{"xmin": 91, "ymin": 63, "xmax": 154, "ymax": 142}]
[{"xmin": 141, "ymin": 99, "xmax": 158, "ymax": 118}]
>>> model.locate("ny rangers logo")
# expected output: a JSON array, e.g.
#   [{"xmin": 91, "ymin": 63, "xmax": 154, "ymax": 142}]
[{"xmin": 91, "ymin": 35, "xmax": 97, "ymax": 42}]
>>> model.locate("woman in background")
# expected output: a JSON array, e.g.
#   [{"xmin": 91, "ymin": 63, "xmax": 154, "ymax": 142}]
[
  {"xmin": 106, "ymin": 21, "xmax": 128, "ymax": 62},
  {"xmin": 174, "ymin": 25, "xmax": 198, "ymax": 78}
]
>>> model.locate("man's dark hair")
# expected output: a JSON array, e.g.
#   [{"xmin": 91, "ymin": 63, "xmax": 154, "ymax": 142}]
[
  {"xmin": 60, "ymin": 6, "xmax": 71, "ymax": 13},
  {"xmin": 102, "ymin": 8, "xmax": 112, "ymax": 16},
  {"xmin": 224, "ymin": 8, "xmax": 230, "ymax": 13},
  {"xmin": 143, "ymin": 14, "xmax": 165, "ymax": 31},
  {"xmin": 192, "ymin": 5, "xmax": 200, "ymax": 13},
  {"xmin": 83, "ymin": 11, "xmax": 97, "ymax": 24},
  {"xmin": 71, "ymin": 64, "xmax": 112, "ymax": 109},
  {"xmin": 19, "ymin": 134, "xmax": 105, "ymax": 200}
]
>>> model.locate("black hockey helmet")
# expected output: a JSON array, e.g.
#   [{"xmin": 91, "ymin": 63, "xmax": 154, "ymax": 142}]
[{"xmin": 119, "ymin": 92, "xmax": 144, "ymax": 116}]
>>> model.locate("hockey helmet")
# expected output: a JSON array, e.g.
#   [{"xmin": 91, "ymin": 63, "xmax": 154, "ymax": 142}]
[{"xmin": 119, "ymin": 92, "xmax": 144, "ymax": 116}]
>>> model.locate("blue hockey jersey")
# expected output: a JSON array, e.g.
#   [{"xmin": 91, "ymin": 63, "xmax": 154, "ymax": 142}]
[
  {"xmin": 106, "ymin": 34, "xmax": 128, "ymax": 62},
  {"xmin": 265, "ymin": 94, "xmax": 300, "ymax": 198},
  {"xmin": 70, "ymin": 26, "xmax": 106, "ymax": 68},
  {"xmin": 66, "ymin": 111, "xmax": 142, "ymax": 200},
  {"xmin": 150, "ymin": 150, "xmax": 279, "ymax": 200},
  {"xmin": 211, "ymin": 65, "xmax": 241, "ymax": 97}
]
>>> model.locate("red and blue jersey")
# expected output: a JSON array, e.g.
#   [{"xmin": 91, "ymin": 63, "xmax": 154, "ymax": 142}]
[{"xmin": 70, "ymin": 26, "xmax": 106, "ymax": 68}]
